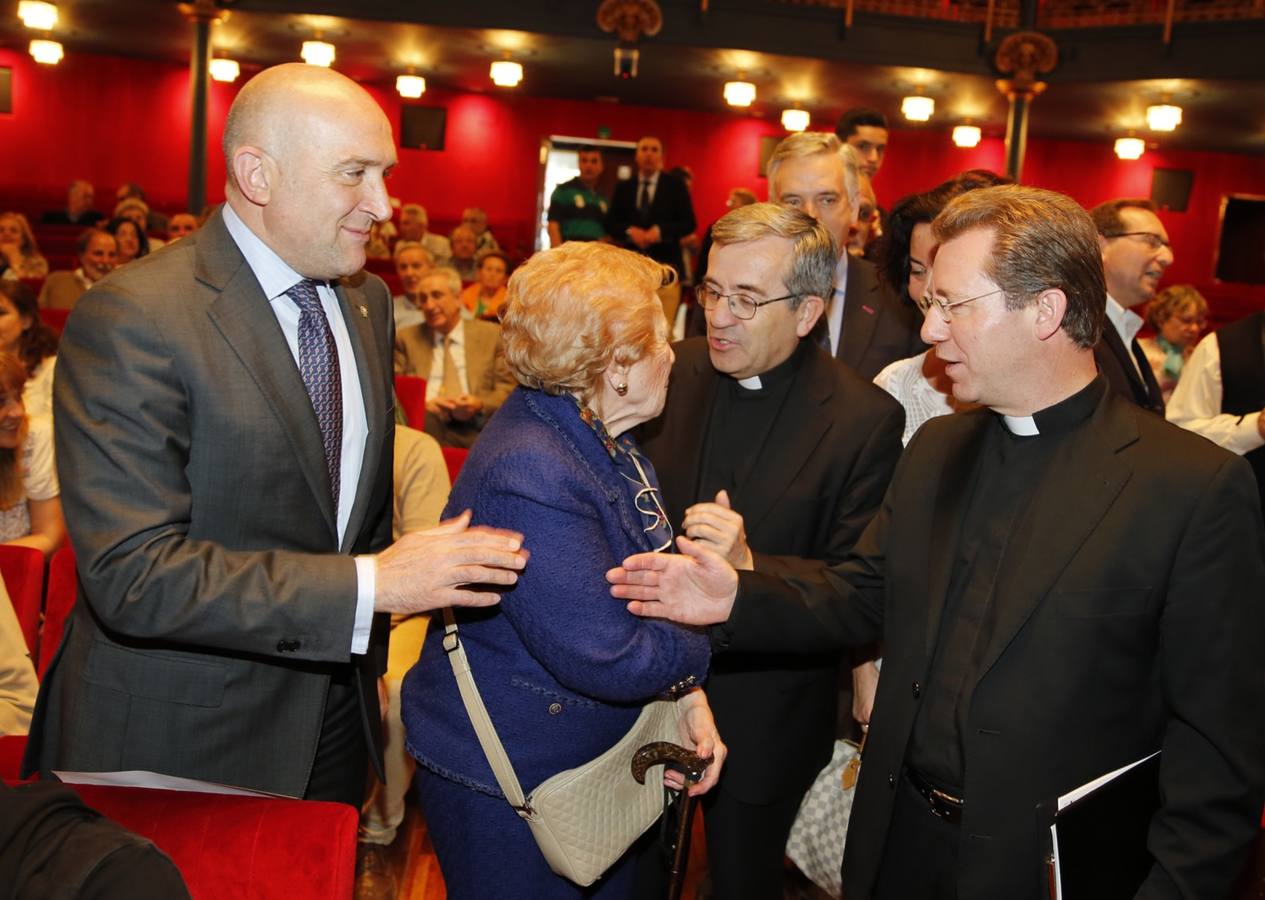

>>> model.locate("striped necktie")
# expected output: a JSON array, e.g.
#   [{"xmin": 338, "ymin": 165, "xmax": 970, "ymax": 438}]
[{"xmin": 286, "ymin": 279, "xmax": 343, "ymax": 510}]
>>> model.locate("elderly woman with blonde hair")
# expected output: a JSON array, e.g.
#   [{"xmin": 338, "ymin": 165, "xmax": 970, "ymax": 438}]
[{"xmin": 402, "ymin": 241, "xmax": 724, "ymax": 899}]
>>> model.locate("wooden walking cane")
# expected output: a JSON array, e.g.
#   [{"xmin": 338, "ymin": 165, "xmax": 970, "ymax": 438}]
[{"xmin": 632, "ymin": 741, "xmax": 714, "ymax": 900}]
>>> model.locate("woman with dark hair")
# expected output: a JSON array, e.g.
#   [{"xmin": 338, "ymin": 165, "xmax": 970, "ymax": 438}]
[
  {"xmin": 0, "ymin": 351, "xmax": 65, "ymax": 558},
  {"xmin": 105, "ymin": 216, "xmax": 150, "ymax": 266},
  {"xmin": 0, "ymin": 281, "xmax": 58, "ymax": 418}
]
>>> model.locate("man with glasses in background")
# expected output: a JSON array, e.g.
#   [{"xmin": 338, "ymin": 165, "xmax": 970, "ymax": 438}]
[
  {"xmin": 634, "ymin": 202, "xmax": 904, "ymax": 899},
  {"xmin": 1090, "ymin": 198, "xmax": 1173, "ymax": 413},
  {"xmin": 613, "ymin": 185, "xmax": 1265, "ymax": 900}
]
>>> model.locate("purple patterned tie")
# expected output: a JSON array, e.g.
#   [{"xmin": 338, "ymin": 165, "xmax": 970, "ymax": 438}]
[{"xmin": 286, "ymin": 279, "xmax": 342, "ymax": 511}]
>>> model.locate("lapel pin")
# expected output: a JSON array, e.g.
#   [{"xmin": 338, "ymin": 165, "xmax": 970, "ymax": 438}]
[
  {"xmin": 862, "ymin": 304, "xmax": 876, "ymax": 316},
  {"xmin": 358, "ymin": 304, "xmax": 368, "ymax": 318}
]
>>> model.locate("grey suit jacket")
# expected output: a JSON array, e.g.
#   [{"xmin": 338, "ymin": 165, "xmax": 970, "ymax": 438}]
[
  {"xmin": 393, "ymin": 318, "xmax": 515, "ymax": 422},
  {"xmin": 24, "ymin": 207, "xmax": 395, "ymax": 797}
]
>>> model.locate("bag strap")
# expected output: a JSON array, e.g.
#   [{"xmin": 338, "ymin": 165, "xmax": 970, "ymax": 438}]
[{"xmin": 440, "ymin": 608, "xmax": 534, "ymax": 815}]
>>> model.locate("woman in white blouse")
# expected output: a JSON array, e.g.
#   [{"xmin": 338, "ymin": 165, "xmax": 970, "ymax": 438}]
[
  {"xmin": 0, "ymin": 351, "xmax": 64, "ymax": 558},
  {"xmin": 0, "ymin": 281, "xmax": 58, "ymax": 419}
]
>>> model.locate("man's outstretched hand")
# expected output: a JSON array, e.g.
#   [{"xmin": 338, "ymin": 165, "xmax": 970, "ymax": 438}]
[{"xmin": 607, "ymin": 535, "xmax": 739, "ymax": 626}]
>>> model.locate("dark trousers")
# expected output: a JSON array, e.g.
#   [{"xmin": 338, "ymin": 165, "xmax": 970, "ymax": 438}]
[
  {"xmin": 703, "ymin": 784, "xmax": 804, "ymax": 900},
  {"xmin": 871, "ymin": 773, "xmax": 960, "ymax": 900},
  {"xmin": 305, "ymin": 667, "xmax": 369, "ymax": 808}
]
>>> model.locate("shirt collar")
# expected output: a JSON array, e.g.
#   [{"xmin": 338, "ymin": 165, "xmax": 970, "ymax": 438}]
[
  {"xmin": 432, "ymin": 318, "xmax": 465, "ymax": 347},
  {"xmin": 640, "ymin": 170, "xmax": 660, "ymax": 187},
  {"xmin": 222, "ymin": 202, "xmax": 312, "ymax": 302},
  {"xmin": 998, "ymin": 375, "xmax": 1105, "ymax": 436},
  {"xmin": 1104, "ymin": 294, "xmax": 1144, "ymax": 347}
]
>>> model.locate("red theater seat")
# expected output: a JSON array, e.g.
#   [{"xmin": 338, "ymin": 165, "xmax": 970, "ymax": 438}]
[
  {"xmin": 40, "ymin": 545, "xmax": 77, "ymax": 678},
  {"xmin": 40, "ymin": 308, "xmax": 71, "ymax": 336},
  {"xmin": 394, "ymin": 374, "xmax": 427, "ymax": 428},
  {"xmin": 0, "ymin": 545, "xmax": 45, "ymax": 661},
  {"xmin": 442, "ymin": 446, "xmax": 468, "ymax": 484}
]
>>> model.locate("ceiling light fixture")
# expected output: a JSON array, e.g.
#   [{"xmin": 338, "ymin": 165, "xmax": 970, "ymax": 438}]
[
  {"xmin": 781, "ymin": 107, "xmax": 810, "ymax": 132},
  {"xmin": 1114, "ymin": 137, "xmax": 1145, "ymax": 160},
  {"xmin": 209, "ymin": 58, "xmax": 240, "ymax": 83},
  {"xmin": 723, "ymin": 76, "xmax": 756, "ymax": 108},
  {"xmin": 18, "ymin": 1, "xmax": 58, "ymax": 31},
  {"xmin": 1146, "ymin": 103, "xmax": 1182, "ymax": 132},
  {"xmin": 301, "ymin": 40, "xmax": 335, "ymax": 68},
  {"xmin": 952, "ymin": 124, "xmax": 982, "ymax": 148},
  {"xmin": 29, "ymin": 38, "xmax": 63, "ymax": 65},
  {"xmin": 613, "ymin": 45, "xmax": 638, "ymax": 79},
  {"xmin": 396, "ymin": 74, "xmax": 426, "ymax": 99},
  {"xmin": 901, "ymin": 94, "xmax": 934, "ymax": 122},
  {"xmin": 490, "ymin": 59, "xmax": 523, "ymax": 87}
]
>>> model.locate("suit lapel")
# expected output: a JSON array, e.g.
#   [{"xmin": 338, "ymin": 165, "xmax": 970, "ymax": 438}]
[
  {"xmin": 198, "ymin": 213, "xmax": 339, "ymax": 539},
  {"xmin": 1099, "ymin": 319, "xmax": 1152, "ymax": 408},
  {"xmin": 976, "ymin": 392, "xmax": 1137, "ymax": 677},
  {"xmin": 838, "ymin": 260, "xmax": 881, "ymax": 368},
  {"xmin": 335, "ymin": 278, "xmax": 387, "ymax": 554}
]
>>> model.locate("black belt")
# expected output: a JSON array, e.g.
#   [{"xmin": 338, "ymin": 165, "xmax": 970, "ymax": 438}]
[{"xmin": 904, "ymin": 767, "xmax": 964, "ymax": 824}]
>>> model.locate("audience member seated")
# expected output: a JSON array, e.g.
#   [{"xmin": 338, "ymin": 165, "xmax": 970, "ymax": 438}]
[
  {"xmin": 0, "ymin": 352, "xmax": 65, "ymax": 559},
  {"xmin": 394, "ymin": 267, "xmax": 515, "ymax": 449},
  {"xmin": 37, "ymin": 229, "xmax": 116, "ymax": 311},
  {"xmin": 460, "ymin": 248, "xmax": 510, "ymax": 321},
  {"xmin": 0, "ymin": 577, "xmax": 37, "ymax": 736},
  {"xmin": 366, "ymin": 219, "xmax": 397, "ymax": 260},
  {"xmin": 461, "ymin": 206, "xmax": 500, "ymax": 254},
  {"xmin": 0, "ymin": 213, "xmax": 49, "ymax": 282},
  {"xmin": 106, "ymin": 216, "xmax": 149, "ymax": 267},
  {"xmin": 0, "ymin": 282, "xmax": 58, "ymax": 418},
  {"xmin": 448, "ymin": 224, "xmax": 479, "ymax": 282},
  {"xmin": 166, "ymin": 212, "xmax": 199, "ymax": 243},
  {"xmin": 398, "ymin": 203, "xmax": 451, "ymax": 268},
  {"xmin": 391, "ymin": 240, "xmax": 432, "ymax": 330},
  {"xmin": 356, "ymin": 423, "xmax": 451, "ymax": 899},
  {"xmin": 112, "ymin": 199, "xmax": 163, "ymax": 253},
  {"xmin": 401, "ymin": 241, "xmax": 720, "ymax": 899},
  {"xmin": 1139, "ymin": 284, "xmax": 1208, "ymax": 403},
  {"xmin": 115, "ymin": 181, "xmax": 169, "ymax": 234},
  {"xmin": 40, "ymin": 179, "xmax": 103, "ymax": 227}
]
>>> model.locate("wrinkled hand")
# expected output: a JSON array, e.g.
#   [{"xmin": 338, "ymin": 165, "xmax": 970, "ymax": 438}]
[
  {"xmin": 375, "ymin": 510, "xmax": 528, "ymax": 614},
  {"xmin": 851, "ymin": 660, "xmax": 880, "ymax": 728},
  {"xmin": 607, "ymin": 535, "xmax": 738, "ymax": 626},
  {"xmin": 626, "ymin": 226, "xmax": 656, "ymax": 250},
  {"xmin": 664, "ymin": 688, "xmax": 727, "ymax": 796},
  {"xmin": 448, "ymin": 394, "xmax": 484, "ymax": 423},
  {"xmin": 427, "ymin": 397, "xmax": 453, "ymax": 423},
  {"xmin": 683, "ymin": 490, "xmax": 753, "ymax": 570}
]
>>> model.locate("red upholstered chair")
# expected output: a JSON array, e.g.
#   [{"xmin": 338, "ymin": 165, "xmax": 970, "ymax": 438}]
[
  {"xmin": 442, "ymin": 446, "xmax": 469, "ymax": 485},
  {"xmin": 394, "ymin": 374, "xmax": 427, "ymax": 428},
  {"xmin": 0, "ymin": 734, "xmax": 28, "ymax": 782},
  {"xmin": 0, "ymin": 544, "xmax": 45, "ymax": 662},
  {"xmin": 39, "ymin": 307, "xmax": 71, "ymax": 337},
  {"xmin": 39, "ymin": 544, "xmax": 77, "ymax": 678},
  {"xmin": 63, "ymin": 784, "xmax": 358, "ymax": 900}
]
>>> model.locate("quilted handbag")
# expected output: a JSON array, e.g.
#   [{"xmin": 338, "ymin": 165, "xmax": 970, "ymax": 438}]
[
  {"xmin": 784, "ymin": 733, "xmax": 866, "ymax": 898},
  {"xmin": 441, "ymin": 610, "xmax": 678, "ymax": 887}
]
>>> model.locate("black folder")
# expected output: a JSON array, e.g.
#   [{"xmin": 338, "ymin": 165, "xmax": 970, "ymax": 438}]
[{"xmin": 1044, "ymin": 751, "xmax": 1161, "ymax": 900}]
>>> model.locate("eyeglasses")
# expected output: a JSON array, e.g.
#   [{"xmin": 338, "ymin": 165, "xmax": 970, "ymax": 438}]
[
  {"xmin": 697, "ymin": 283, "xmax": 800, "ymax": 320},
  {"xmin": 1102, "ymin": 231, "xmax": 1171, "ymax": 251},
  {"xmin": 916, "ymin": 272, "xmax": 1004, "ymax": 323}
]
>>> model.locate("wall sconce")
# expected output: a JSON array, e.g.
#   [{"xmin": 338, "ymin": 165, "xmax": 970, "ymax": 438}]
[
  {"xmin": 209, "ymin": 58, "xmax": 240, "ymax": 83},
  {"xmin": 490, "ymin": 59, "xmax": 523, "ymax": 87},
  {"xmin": 18, "ymin": 1, "xmax": 58, "ymax": 30},
  {"xmin": 396, "ymin": 74, "xmax": 426, "ymax": 99},
  {"xmin": 1114, "ymin": 137, "xmax": 1145, "ymax": 160},
  {"xmin": 613, "ymin": 45, "xmax": 638, "ymax": 79},
  {"xmin": 301, "ymin": 40, "xmax": 335, "ymax": 68},
  {"xmin": 1146, "ymin": 104, "xmax": 1182, "ymax": 132},
  {"xmin": 952, "ymin": 125, "xmax": 981, "ymax": 148},
  {"xmin": 781, "ymin": 108, "xmax": 810, "ymax": 132},
  {"xmin": 724, "ymin": 76, "xmax": 756, "ymax": 108},
  {"xmin": 29, "ymin": 38, "xmax": 63, "ymax": 65},
  {"xmin": 901, "ymin": 94, "xmax": 934, "ymax": 122}
]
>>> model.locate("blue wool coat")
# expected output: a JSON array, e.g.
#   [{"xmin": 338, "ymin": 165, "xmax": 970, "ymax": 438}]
[{"xmin": 402, "ymin": 388, "xmax": 711, "ymax": 797}]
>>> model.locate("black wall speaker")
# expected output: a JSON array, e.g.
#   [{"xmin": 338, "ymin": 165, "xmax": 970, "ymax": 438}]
[
  {"xmin": 1151, "ymin": 168, "xmax": 1194, "ymax": 213},
  {"xmin": 400, "ymin": 106, "xmax": 447, "ymax": 151}
]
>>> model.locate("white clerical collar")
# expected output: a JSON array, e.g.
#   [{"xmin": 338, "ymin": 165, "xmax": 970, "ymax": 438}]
[
  {"xmin": 737, "ymin": 375, "xmax": 762, "ymax": 390},
  {"xmin": 1001, "ymin": 414, "xmax": 1040, "ymax": 436}
]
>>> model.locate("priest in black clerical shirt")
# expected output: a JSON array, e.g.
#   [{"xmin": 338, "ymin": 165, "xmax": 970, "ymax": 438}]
[
  {"xmin": 613, "ymin": 185, "xmax": 1265, "ymax": 900},
  {"xmin": 634, "ymin": 202, "xmax": 905, "ymax": 899}
]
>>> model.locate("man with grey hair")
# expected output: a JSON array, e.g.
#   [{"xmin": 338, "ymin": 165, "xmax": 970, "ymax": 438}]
[
  {"xmin": 391, "ymin": 239, "xmax": 432, "ymax": 329},
  {"xmin": 767, "ymin": 132, "xmax": 923, "ymax": 380},
  {"xmin": 399, "ymin": 202, "xmax": 452, "ymax": 268},
  {"xmin": 636, "ymin": 201, "xmax": 904, "ymax": 899}
]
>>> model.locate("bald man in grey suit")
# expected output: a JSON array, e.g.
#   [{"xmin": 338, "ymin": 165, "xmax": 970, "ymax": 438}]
[{"xmin": 24, "ymin": 64, "xmax": 527, "ymax": 804}]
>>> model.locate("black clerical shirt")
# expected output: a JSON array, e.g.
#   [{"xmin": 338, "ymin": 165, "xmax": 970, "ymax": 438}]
[{"xmin": 906, "ymin": 376, "xmax": 1107, "ymax": 794}]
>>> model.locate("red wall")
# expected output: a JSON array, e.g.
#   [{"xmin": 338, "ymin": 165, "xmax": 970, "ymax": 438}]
[{"xmin": 3, "ymin": 47, "xmax": 1263, "ymax": 316}]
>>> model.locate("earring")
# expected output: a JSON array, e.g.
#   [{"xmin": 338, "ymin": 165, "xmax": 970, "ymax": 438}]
[{"xmin": 614, "ymin": 382, "xmax": 629, "ymax": 396}]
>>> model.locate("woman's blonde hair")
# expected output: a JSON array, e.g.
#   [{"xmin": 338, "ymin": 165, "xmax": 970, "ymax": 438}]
[
  {"xmin": 0, "ymin": 353, "xmax": 29, "ymax": 511},
  {"xmin": 500, "ymin": 242, "xmax": 670, "ymax": 400}
]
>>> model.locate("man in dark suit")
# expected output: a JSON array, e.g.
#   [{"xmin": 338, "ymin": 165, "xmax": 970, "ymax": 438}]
[
  {"xmin": 767, "ymin": 132, "xmax": 924, "ymax": 381},
  {"xmin": 24, "ymin": 64, "xmax": 527, "ymax": 805},
  {"xmin": 606, "ymin": 135, "xmax": 696, "ymax": 325},
  {"xmin": 612, "ymin": 185, "xmax": 1265, "ymax": 899},
  {"xmin": 637, "ymin": 203, "xmax": 904, "ymax": 898},
  {"xmin": 1090, "ymin": 198, "xmax": 1172, "ymax": 414}
]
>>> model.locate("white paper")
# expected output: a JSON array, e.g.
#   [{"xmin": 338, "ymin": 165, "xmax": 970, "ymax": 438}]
[
  {"xmin": 1056, "ymin": 750, "xmax": 1160, "ymax": 812},
  {"xmin": 53, "ymin": 769, "xmax": 283, "ymax": 798}
]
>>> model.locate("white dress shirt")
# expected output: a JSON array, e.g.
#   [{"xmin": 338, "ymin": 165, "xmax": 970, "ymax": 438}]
[
  {"xmin": 222, "ymin": 203, "xmax": 376, "ymax": 654},
  {"xmin": 1104, "ymin": 294, "xmax": 1146, "ymax": 380},
  {"xmin": 1167, "ymin": 331, "xmax": 1265, "ymax": 455},
  {"xmin": 424, "ymin": 319, "xmax": 471, "ymax": 402},
  {"xmin": 824, "ymin": 253, "xmax": 849, "ymax": 357}
]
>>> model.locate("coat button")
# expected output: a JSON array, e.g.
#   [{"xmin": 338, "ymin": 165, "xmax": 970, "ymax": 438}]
[
  {"xmin": 548, "ymin": 703, "xmax": 562, "ymax": 715},
  {"xmin": 912, "ymin": 681, "xmax": 922, "ymax": 698},
  {"xmin": 888, "ymin": 772, "xmax": 896, "ymax": 788}
]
